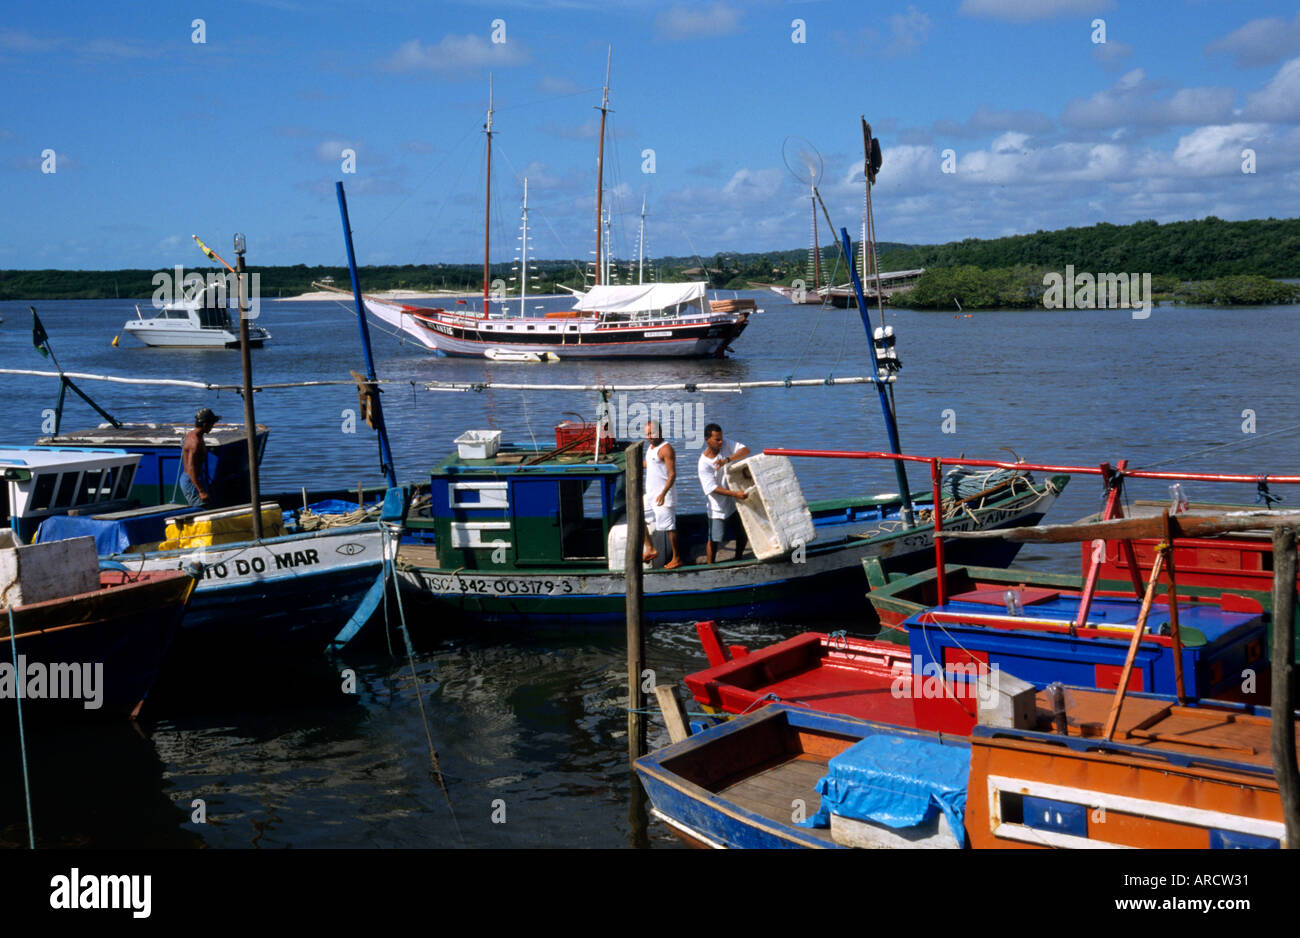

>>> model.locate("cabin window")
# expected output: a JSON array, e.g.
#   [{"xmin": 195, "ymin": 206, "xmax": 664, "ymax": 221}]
[
  {"xmin": 54, "ymin": 472, "xmax": 80, "ymax": 509},
  {"xmin": 113, "ymin": 465, "xmax": 135, "ymax": 501},
  {"xmin": 197, "ymin": 306, "xmax": 233, "ymax": 330},
  {"xmin": 76, "ymin": 469, "xmax": 104, "ymax": 505},
  {"xmin": 164, "ymin": 309, "xmax": 189, "ymax": 319},
  {"xmin": 29, "ymin": 473, "xmax": 57, "ymax": 512},
  {"xmin": 526, "ymin": 325, "xmax": 535, "ymax": 331},
  {"xmin": 100, "ymin": 467, "xmax": 117, "ymax": 501}
]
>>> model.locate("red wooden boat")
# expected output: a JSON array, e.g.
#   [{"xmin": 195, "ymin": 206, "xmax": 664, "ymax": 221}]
[{"xmin": 1, "ymin": 568, "xmax": 195, "ymax": 719}]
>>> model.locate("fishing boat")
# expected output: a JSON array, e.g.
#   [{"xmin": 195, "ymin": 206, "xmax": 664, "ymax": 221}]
[
  {"xmin": 3, "ymin": 447, "xmax": 402, "ymax": 652},
  {"xmin": 634, "ymin": 702, "xmax": 971, "ymax": 849},
  {"xmin": 35, "ymin": 422, "xmax": 269, "ymax": 507},
  {"xmin": 122, "ymin": 283, "xmax": 270, "ymax": 349},
  {"xmin": 686, "ymin": 570, "xmax": 1268, "ymax": 735},
  {"xmin": 637, "ymin": 688, "xmax": 1294, "ymax": 849},
  {"xmin": 394, "ymin": 427, "xmax": 1066, "ymax": 625},
  {"xmin": 966, "ymin": 686, "xmax": 1293, "ymax": 849},
  {"xmin": 1, "ymin": 532, "xmax": 195, "ymax": 718},
  {"xmin": 350, "ymin": 61, "xmax": 753, "ymax": 360}
]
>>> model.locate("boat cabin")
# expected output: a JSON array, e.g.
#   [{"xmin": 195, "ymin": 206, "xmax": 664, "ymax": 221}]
[
  {"xmin": 1, "ymin": 448, "xmax": 142, "ymax": 542},
  {"xmin": 35, "ymin": 423, "xmax": 269, "ymax": 506},
  {"xmin": 416, "ymin": 442, "xmax": 627, "ymax": 570}
]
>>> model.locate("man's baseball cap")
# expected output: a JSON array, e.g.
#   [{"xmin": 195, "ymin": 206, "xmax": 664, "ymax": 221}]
[{"xmin": 195, "ymin": 408, "xmax": 221, "ymax": 426}]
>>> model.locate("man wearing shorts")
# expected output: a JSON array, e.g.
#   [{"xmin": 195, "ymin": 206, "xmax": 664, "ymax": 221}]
[
  {"xmin": 642, "ymin": 420, "xmax": 682, "ymax": 569},
  {"xmin": 698, "ymin": 423, "xmax": 750, "ymax": 563}
]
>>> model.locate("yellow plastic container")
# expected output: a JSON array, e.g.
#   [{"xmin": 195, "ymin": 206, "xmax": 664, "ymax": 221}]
[{"xmin": 160, "ymin": 504, "xmax": 285, "ymax": 550}]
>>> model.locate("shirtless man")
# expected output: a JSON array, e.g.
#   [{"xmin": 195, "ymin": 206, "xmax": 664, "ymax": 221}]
[
  {"xmin": 181, "ymin": 408, "xmax": 220, "ymax": 508},
  {"xmin": 641, "ymin": 420, "xmax": 682, "ymax": 569}
]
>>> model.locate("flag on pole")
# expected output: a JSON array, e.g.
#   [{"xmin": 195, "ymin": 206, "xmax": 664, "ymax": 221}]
[{"xmin": 32, "ymin": 309, "xmax": 50, "ymax": 358}]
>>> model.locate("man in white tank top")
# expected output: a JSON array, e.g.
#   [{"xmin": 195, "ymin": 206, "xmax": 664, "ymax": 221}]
[{"xmin": 642, "ymin": 420, "xmax": 682, "ymax": 569}]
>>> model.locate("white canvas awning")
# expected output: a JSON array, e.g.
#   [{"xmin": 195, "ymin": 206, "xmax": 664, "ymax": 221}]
[{"xmin": 572, "ymin": 282, "xmax": 707, "ymax": 313}]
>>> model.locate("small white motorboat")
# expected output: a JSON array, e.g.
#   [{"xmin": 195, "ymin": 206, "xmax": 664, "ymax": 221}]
[
  {"xmin": 123, "ymin": 285, "xmax": 270, "ymax": 349},
  {"xmin": 484, "ymin": 348, "xmax": 559, "ymax": 363}
]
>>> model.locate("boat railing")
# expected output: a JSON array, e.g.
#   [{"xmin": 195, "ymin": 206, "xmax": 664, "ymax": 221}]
[{"xmin": 765, "ymin": 447, "xmax": 1300, "ymax": 610}]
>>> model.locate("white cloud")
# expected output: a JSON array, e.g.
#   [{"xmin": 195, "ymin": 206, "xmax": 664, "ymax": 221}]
[
  {"xmin": 958, "ymin": 0, "xmax": 1113, "ymax": 23},
  {"xmin": 1206, "ymin": 12, "xmax": 1300, "ymax": 68},
  {"xmin": 381, "ymin": 35, "xmax": 529, "ymax": 73},
  {"xmin": 315, "ymin": 140, "xmax": 359, "ymax": 162},
  {"xmin": 934, "ymin": 105, "xmax": 1054, "ymax": 138},
  {"xmin": 654, "ymin": 4, "xmax": 741, "ymax": 41},
  {"xmin": 1062, "ymin": 69, "xmax": 1235, "ymax": 130},
  {"xmin": 1163, "ymin": 123, "xmax": 1271, "ymax": 176},
  {"xmin": 1243, "ymin": 57, "xmax": 1300, "ymax": 122},
  {"xmin": 885, "ymin": 6, "xmax": 931, "ymax": 57},
  {"xmin": 1092, "ymin": 40, "xmax": 1132, "ymax": 71}
]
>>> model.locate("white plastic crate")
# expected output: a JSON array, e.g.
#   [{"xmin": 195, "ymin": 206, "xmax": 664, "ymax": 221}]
[{"xmin": 455, "ymin": 429, "xmax": 502, "ymax": 460}]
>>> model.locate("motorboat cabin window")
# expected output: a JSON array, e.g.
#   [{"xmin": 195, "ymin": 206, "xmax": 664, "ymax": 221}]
[
  {"xmin": 29, "ymin": 473, "xmax": 57, "ymax": 512},
  {"xmin": 196, "ymin": 305, "xmax": 233, "ymax": 330},
  {"xmin": 54, "ymin": 472, "xmax": 80, "ymax": 509},
  {"xmin": 164, "ymin": 309, "xmax": 189, "ymax": 319}
]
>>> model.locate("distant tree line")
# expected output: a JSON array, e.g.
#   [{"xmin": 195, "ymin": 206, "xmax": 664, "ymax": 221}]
[{"xmin": 2, "ymin": 217, "xmax": 1297, "ymax": 302}]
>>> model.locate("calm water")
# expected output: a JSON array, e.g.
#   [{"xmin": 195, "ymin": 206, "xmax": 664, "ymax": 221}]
[{"xmin": 1, "ymin": 293, "xmax": 1297, "ymax": 848}]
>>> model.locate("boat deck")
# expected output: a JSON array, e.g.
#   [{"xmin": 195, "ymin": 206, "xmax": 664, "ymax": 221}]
[
  {"xmin": 1039, "ymin": 687, "xmax": 1283, "ymax": 768},
  {"xmin": 716, "ymin": 754, "xmax": 835, "ymax": 843}
]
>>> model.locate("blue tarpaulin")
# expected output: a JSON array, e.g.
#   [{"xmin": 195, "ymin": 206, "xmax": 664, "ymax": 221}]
[
  {"xmin": 35, "ymin": 512, "xmax": 170, "ymax": 555},
  {"xmin": 805, "ymin": 733, "xmax": 970, "ymax": 847}
]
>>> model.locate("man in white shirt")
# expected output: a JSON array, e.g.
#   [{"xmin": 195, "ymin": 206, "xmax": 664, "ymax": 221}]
[
  {"xmin": 642, "ymin": 420, "xmax": 683, "ymax": 569},
  {"xmin": 697, "ymin": 423, "xmax": 750, "ymax": 563}
]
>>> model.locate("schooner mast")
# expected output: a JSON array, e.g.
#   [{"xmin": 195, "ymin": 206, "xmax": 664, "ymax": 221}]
[
  {"xmin": 593, "ymin": 47, "xmax": 611, "ymax": 286},
  {"xmin": 483, "ymin": 75, "xmax": 495, "ymax": 314}
]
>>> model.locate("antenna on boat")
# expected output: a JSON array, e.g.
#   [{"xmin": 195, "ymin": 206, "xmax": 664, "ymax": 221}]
[
  {"xmin": 520, "ymin": 178, "xmax": 529, "ymax": 316},
  {"xmin": 637, "ymin": 195, "xmax": 647, "ymax": 285},
  {"xmin": 841, "ymin": 117, "xmax": 913, "ymax": 525},
  {"xmin": 483, "ymin": 74, "xmax": 495, "ymax": 317},
  {"xmin": 593, "ymin": 46, "xmax": 611, "ymax": 287}
]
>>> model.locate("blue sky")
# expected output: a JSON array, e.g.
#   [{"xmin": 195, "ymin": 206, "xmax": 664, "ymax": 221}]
[{"xmin": 3, "ymin": 0, "xmax": 1299, "ymax": 270}]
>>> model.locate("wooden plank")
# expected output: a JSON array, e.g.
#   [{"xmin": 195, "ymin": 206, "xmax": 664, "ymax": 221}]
[
  {"xmin": 943, "ymin": 510, "xmax": 1300, "ymax": 544},
  {"xmin": 654, "ymin": 684, "xmax": 691, "ymax": 745}
]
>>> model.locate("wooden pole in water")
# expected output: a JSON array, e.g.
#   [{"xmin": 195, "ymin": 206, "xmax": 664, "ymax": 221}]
[
  {"xmin": 234, "ymin": 241, "xmax": 263, "ymax": 539},
  {"xmin": 1271, "ymin": 525, "xmax": 1300, "ymax": 847},
  {"xmin": 625, "ymin": 441, "xmax": 646, "ymax": 758},
  {"xmin": 624, "ymin": 440, "xmax": 648, "ymax": 847}
]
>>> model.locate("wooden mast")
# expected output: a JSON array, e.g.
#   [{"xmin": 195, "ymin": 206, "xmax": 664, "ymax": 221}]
[
  {"xmin": 483, "ymin": 75, "xmax": 494, "ymax": 315},
  {"xmin": 594, "ymin": 47, "xmax": 611, "ymax": 286}
]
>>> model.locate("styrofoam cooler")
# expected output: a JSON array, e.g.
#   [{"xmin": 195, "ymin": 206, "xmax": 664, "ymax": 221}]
[
  {"xmin": 724, "ymin": 455, "xmax": 816, "ymax": 560},
  {"xmin": 0, "ymin": 535, "xmax": 99, "ymax": 608}
]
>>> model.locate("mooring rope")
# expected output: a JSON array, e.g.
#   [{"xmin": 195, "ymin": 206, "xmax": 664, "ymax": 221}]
[
  {"xmin": 7, "ymin": 608, "xmax": 35, "ymax": 849},
  {"xmin": 383, "ymin": 525, "xmax": 464, "ymax": 846}
]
